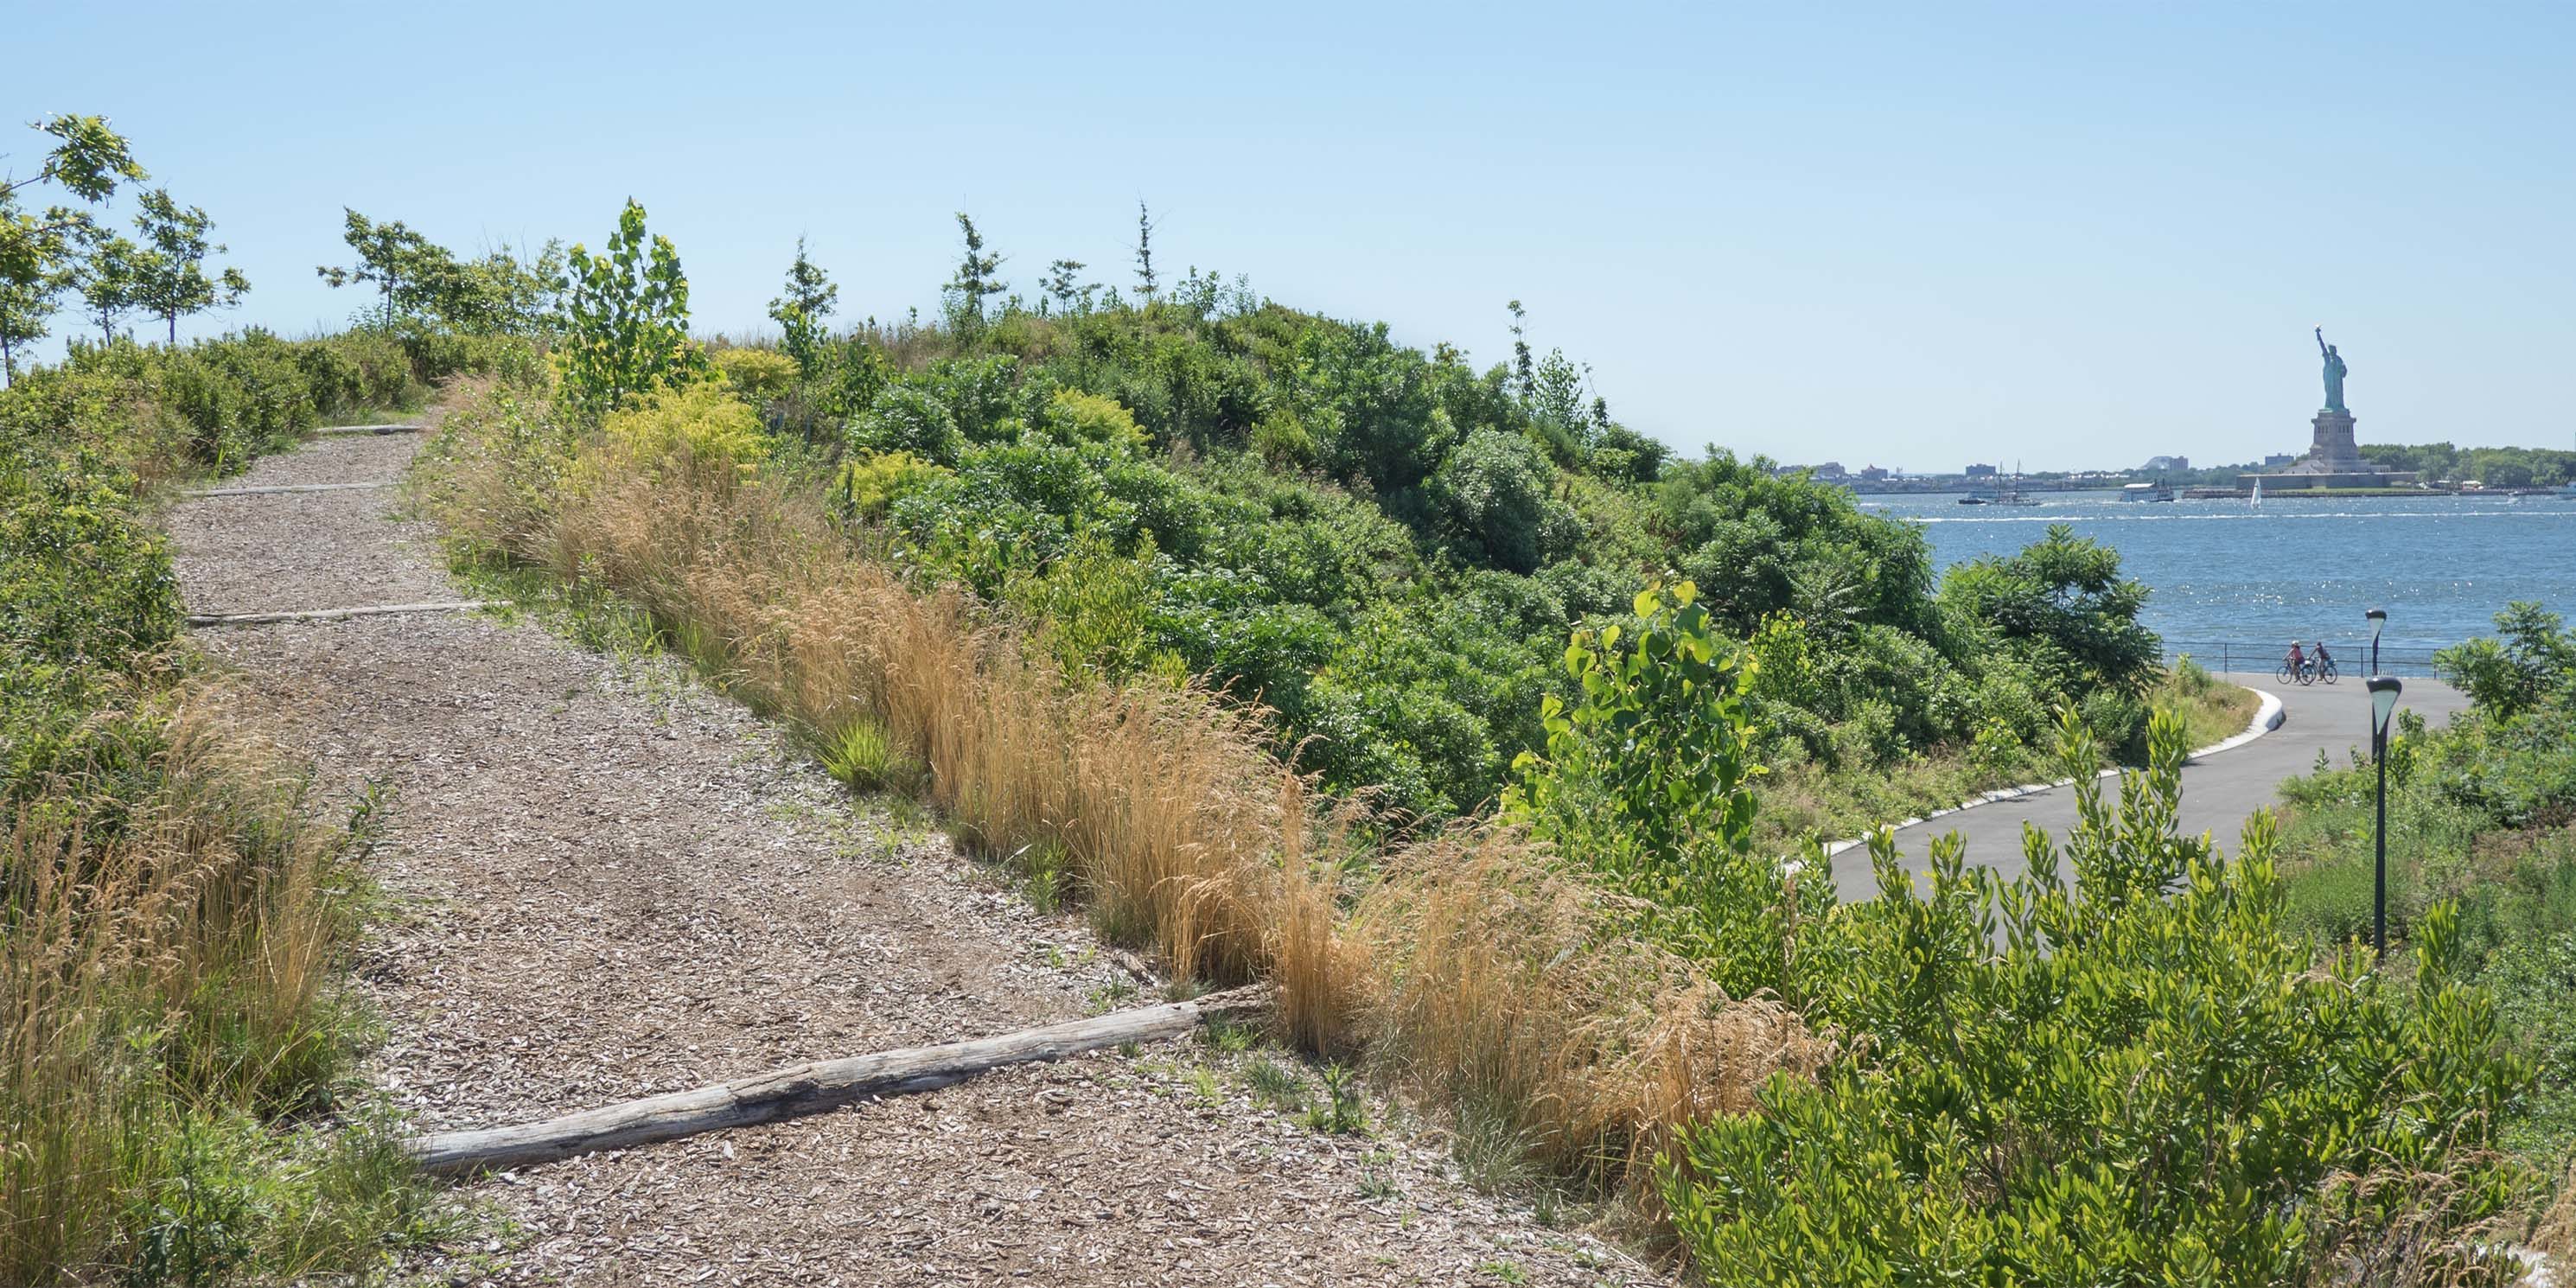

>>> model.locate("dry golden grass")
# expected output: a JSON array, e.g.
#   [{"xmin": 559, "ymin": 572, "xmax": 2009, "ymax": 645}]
[
  {"xmin": 2535, "ymin": 1157, "xmax": 2576, "ymax": 1260},
  {"xmin": 417, "ymin": 379, "xmax": 1825, "ymax": 1205},
  {"xmin": 2, "ymin": 685, "xmax": 355, "ymax": 1281}
]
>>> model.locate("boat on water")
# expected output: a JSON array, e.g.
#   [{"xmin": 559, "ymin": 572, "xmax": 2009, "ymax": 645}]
[
  {"xmin": 2252, "ymin": 477, "xmax": 2264, "ymax": 507},
  {"xmin": 2121, "ymin": 481, "xmax": 2176, "ymax": 502},
  {"xmin": 1961, "ymin": 461, "xmax": 2043, "ymax": 506}
]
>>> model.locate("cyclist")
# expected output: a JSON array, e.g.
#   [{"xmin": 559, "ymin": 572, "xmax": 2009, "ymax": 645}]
[
  {"xmin": 2312, "ymin": 641, "xmax": 2334, "ymax": 676},
  {"xmin": 2285, "ymin": 640, "xmax": 2306, "ymax": 679}
]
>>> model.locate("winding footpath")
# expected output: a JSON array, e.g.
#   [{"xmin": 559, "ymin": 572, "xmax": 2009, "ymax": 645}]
[
  {"xmin": 168, "ymin": 424, "xmax": 1656, "ymax": 1287},
  {"xmin": 1831, "ymin": 672, "xmax": 2471, "ymax": 900}
]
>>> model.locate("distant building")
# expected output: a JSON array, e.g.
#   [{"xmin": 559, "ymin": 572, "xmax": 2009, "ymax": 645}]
[
  {"xmin": 1964, "ymin": 462, "xmax": 1998, "ymax": 477},
  {"xmin": 2263, "ymin": 453, "xmax": 2298, "ymax": 468},
  {"xmin": 1859, "ymin": 465, "xmax": 1891, "ymax": 481},
  {"xmin": 1812, "ymin": 461, "xmax": 1848, "ymax": 478},
  {"xmin": 2141, "ymin": 455, "xmax": 2190, "ymax": 472}
]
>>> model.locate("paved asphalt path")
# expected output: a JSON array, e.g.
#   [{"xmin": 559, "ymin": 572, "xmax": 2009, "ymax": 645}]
[{"xmin": 1828, "ymin": 672, "xmax": 2471, "ymax": 901}]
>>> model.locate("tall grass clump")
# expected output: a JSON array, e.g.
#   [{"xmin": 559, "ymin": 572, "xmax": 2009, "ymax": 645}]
[{"xmin": 3, "ymin": 329, "xmax": 471, "ymax": 1283}]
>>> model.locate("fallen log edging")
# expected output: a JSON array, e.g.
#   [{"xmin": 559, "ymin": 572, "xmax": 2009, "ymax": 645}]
[
  {"xmin": 405, "ymin": 985, "xmax": 1271, "ymax": 1176},
  {"xmin": 190, "ymin": 481, "xmax": 393, "ymax": 496},
  {"xmin": 185, "ymin": 600, "xmax": 501, "ymax": 627}
]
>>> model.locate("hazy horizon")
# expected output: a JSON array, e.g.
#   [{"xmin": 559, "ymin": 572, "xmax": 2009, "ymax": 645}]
[{"xmin": 15, "ymin": 1, "xmax": 2574, "ymax": 471}]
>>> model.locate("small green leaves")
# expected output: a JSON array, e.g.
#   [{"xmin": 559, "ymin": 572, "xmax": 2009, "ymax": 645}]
[{"xmin": 562, "ymin": 200, "xmax": 707, "ymax": 416}]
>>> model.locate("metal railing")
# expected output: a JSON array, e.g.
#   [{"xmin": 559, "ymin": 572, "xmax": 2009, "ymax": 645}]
[{"xmin": 2159, "ymin": 639, "xmax": 2450, "ymax": 679}]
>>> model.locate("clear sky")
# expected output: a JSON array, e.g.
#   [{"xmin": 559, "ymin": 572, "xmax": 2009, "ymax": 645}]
[{"xmin": 14, "ymin": 2, "xmax": 2573, "ymax": 471}]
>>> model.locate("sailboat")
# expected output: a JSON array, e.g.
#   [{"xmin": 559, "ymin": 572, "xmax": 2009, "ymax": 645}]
[
  {"xmin": 2252, "ymin": 477, "xmax": 2263, "ymax": 508},
  {"xmin": 1991, "ymin": 459, "xmax": 2042, "ymax": 506}
]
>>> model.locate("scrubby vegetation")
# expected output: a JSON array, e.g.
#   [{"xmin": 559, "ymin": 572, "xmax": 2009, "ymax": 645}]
[
  {"xmin": 686, "ymin": 220, "xmax": 2228, "ymax": 836},
  {"xmin": 399, "ymin": 198, "xmax": 2554, "ymax": 1280},
  {"xmin": 2277, "ymin": 603, "xmax": 2576, "ymax": 1177},
  {"xmin": 10, "ymin": 113, "xmax": 2546, "ymax": 1275},
  {"xmin": 0, "ymin": 326, "xmax": 505, "ymax": 1280},
  {"xmin": 1, "ymin": 115, "xmax": 535, "ymax": 1285}
]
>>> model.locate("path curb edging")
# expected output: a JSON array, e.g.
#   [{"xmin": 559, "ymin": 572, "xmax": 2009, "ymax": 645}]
[{"xmin": 1814, "ymin": 685, "xmax": 2280, "ymax": 859}]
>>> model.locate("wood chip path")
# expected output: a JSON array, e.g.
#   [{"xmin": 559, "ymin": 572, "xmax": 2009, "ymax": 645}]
[{"xmin": 165, "ymin": 420, "xmax": 1661, "ymax": 1287}]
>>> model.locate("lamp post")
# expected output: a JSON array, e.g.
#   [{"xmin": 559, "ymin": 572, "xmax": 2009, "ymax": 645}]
[
  {"xmin": 2365, "ymin": 608, "xmax": 2387, "ymax": 675},
  {"xmin": 2367, "ymin": 676, "xmax": 2403, "ymax": 959}
]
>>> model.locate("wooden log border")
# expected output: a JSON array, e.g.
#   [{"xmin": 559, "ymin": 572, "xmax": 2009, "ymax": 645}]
[
  {"xmin": 185, "ymin": 600, "xmax": 501, "ymax": 627},
  {"xmin": 189, "ymin": 481, "xmax": 392, "ymax": 496},
  {"xmin": 407, "ymin": 986, "xmax": 1270, "ymax": 1176}
]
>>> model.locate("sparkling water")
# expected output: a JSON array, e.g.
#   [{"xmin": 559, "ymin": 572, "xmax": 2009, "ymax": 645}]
[{"xmin": 1858, "ymin": 490, "xmax": 2576, "ymax": 671}]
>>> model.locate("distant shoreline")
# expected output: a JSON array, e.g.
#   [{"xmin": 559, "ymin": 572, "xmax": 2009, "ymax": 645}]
[{"xmin": 1846, "ymin": 482, "xmax": 2570, "ymax": 499}]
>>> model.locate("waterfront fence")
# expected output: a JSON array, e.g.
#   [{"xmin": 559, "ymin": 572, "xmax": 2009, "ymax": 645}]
[{"xmin": 2161, "ymin": 639, "xmax": 2450, "ymax": 679}]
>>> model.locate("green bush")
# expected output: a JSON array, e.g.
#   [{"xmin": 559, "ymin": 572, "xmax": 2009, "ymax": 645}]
[{"xmin": 1663, "ymin": 711, "xmax": 2538, "ymax": 1283}]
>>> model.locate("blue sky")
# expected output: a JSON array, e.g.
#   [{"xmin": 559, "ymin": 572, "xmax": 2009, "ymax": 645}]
[{"xmin": 13, "ymin": 2, "xmax": 2573, "ymax": 470}]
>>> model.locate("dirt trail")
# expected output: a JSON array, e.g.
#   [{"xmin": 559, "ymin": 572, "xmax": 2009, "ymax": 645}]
[{"xmin": 167, "ymin": 425, "xmax": 1658, "ymax": 1286}]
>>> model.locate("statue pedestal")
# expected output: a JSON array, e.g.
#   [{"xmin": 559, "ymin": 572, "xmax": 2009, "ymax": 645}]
[
  {"xmin": 2240, "ymin": 405, "xmax": 2419, "ymax": 490},
  {"xmin": 2309, "ymin": 409, "xmax": 2362, "ymax": 471}
]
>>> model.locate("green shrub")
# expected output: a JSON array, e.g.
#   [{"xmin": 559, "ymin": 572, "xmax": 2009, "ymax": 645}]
[
  {"xmin": 712, "ymin": 346, "xmax": 800, "ymax": 401},
  {"xmin": 1663, "ymin": 711, "xmax": 2538, "ymax": 1284}
]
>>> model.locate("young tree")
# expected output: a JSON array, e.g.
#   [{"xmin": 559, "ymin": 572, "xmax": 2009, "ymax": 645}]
[
  {"xmin": 0, "ymin": 266, "xmax": 65, "ymax": 381},
  {"xmin": 436, "ymin": 239, "xmax": 566, "ymax": 335},
  {"xmin": 1132, "ymin": 200, "xmax": 1159, "ymax": 300},
  {"xmin": 65, "ymin": 220, "xmax": 143, "ymax": 342},
  {"xmin": 766, "ymin": 236, "xmax": 838, "ymax": 364},
  {"xmin": 1039, "ymin": 258, "xmax": 1092, "ymax": 316},
  {"xmin": 1507, "ymin": 299, "xmax": 1534, "ymax": 398},
  {"xmin": 944, "ymin": 213, "xmax": 1004, "ymax": 331},
  {"xmin": 2, "ymin": 114, "xmax": 146, "ymax": 293},
  {"xmin": 562, "ymin": 198, "xmax": 706, "ymax": 414},
  {"xmin": 316, "ymin": 208, "xmax": 454, "ymax": 322},
  {"xmin": 2, "ymin": 115, "xmax": 146, "ymax": 369},
  {"xmin": 129, "ymin": 188, "xmax": 248, "ymax": 343}
]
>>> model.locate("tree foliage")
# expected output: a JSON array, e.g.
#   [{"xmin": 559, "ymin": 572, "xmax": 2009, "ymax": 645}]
[
  {"xmin": 129, "ymin": 188, "xmax": 248, "ymax": 343},
  {"xmin": 2436, "ymin": 601, "xmax": 2576, "ymax": 721},
  {"xmin": 944, "ymin": 213, "xmax": 1004, "ymax": 332},
  {"xmin": 766, "ymin": 236, "xmax": 837, "ymax": 367},
  {"xmin": 0, "ymin": 114, "xmax": 146, "ymax": 290},
  {"xmin": 561, "ymin": 199, "xmax": 705, "ymax": 415}
]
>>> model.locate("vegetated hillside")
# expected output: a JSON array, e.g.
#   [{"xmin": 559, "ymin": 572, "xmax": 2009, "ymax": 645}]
[
  {"xmin": 735, "ymin": 231, "xmax": 2171, "ymax": 832},
  {"xmin": 403, "ymin": 197, "xmax": 2554, "ymax": 1279}
]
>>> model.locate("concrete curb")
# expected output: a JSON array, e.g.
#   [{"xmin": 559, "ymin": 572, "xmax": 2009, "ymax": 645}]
[{"xmin": 1814, "ymin": 685, "xmax": 2281, "ymax": 860}]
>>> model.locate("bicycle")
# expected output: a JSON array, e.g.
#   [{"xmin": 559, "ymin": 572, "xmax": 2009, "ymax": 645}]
[
  {"xmin": 2312, "ymin": 655, "xmax": 2338, "ymax": 684},
  {"xmin": 2277, "ymin": 658, "xmax": 2318, "ymax": 686}
]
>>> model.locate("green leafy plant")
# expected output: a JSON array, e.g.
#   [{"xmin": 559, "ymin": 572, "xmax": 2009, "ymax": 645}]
[
  {"xmin": 1660, "ymin": 709, "xmax": 2538, "ymax": 1285},
  {"xmin": 1303, "ymin": 1062, "xmax": 1368, "ymax": 1135},
  {"xmin": 767, "ymin": 238, "xmax": 838, "ymax": 368},
  {"xmin": 127, "ymin": 189, "xmax": 246, "ymax": 344},
  {"xmin": 561, "ymin": 199, "xmax": 706, "ymax": 415}
]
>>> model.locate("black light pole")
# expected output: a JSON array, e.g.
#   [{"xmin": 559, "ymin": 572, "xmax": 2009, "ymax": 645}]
[
  {"xmin": 2367, "ymin": 676, "xmax": 2403, "ymax": 959},
  {"xmin": 2365, "ymin": 608, "xmax": 2387, "ymax": 676}
]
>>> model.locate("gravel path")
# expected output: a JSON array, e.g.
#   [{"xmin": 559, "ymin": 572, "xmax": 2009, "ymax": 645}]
[{"xmin": 167, "ymin": 426, "xmax": 1659, "ymax": 1287}]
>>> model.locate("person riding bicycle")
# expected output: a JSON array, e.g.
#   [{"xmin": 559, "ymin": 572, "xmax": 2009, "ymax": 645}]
[
  {"xmin": 2312, "ymin": 641, "xmax": 2334, "ymax": 673},
  {"xmin": 2286, "ymin": 641, "xmax": 2306, "ymax": 676}
]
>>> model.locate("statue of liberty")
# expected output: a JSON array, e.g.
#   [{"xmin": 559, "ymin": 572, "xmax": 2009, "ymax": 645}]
[{"xmin": 2315, "ymin": 326, "xmax": 2348, "ymax": 413}]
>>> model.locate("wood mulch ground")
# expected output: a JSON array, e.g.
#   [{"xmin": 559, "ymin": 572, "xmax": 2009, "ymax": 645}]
[{"xmin": 165, "ymin": 423, "xmax": 1664, "ymax": 1287}]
